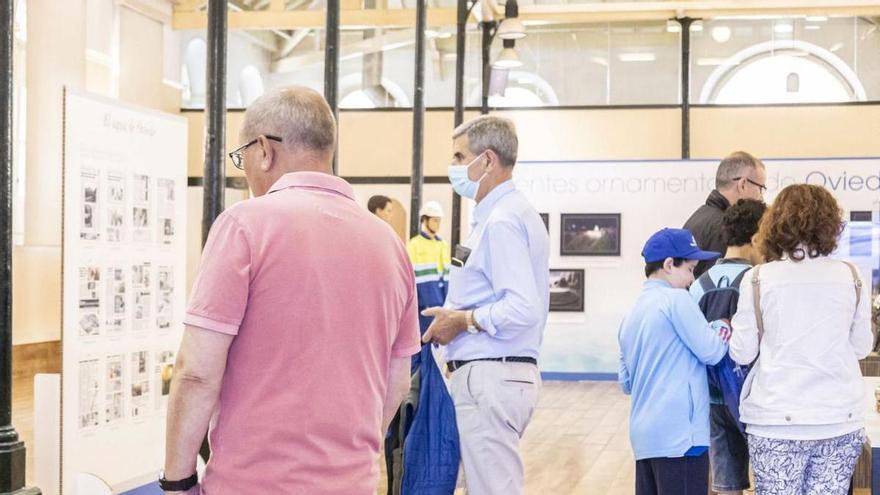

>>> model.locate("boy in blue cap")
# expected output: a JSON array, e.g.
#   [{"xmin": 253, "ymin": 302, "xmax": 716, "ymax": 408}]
[{"xmin": 618, "ymin": 228, "xmax": 730, "ymax": 495}]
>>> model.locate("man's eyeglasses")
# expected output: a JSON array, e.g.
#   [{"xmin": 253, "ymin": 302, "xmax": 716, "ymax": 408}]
[
  {"xmin": 732, "ymin": 176, "xmax": 767, "ymax": 194},
  {"xmin": 228, "ymin": 135, "xmax": 282, "ymax": 170}
]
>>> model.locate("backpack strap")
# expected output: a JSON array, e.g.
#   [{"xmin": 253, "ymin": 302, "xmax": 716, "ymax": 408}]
[
  {"xmin": 730, "ymin": 265, "xmax": 750, "ymax": 289},
  {"xmin": 841, "ymin": 260, "xmax": 863, "ymax": 321},
  {"xmin": 751, "ymin": 264, "xmax": 764, "ymax": 344},
  {"xmin": 698, "ymin": 272, "xmax": 716, "ymax": 294}
]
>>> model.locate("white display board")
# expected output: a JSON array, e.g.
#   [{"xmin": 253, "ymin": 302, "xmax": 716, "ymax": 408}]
[
  {"xmin": 61, "ymin": 91, "xmax": 187, "ymax": 493},
  {"xmin": 511, "ymin": 159, "xmax": 880, "ymax": 376}
]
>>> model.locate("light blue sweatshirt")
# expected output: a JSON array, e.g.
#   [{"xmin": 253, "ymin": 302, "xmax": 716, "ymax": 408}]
[{"xmin": 618, "ymin": 279, "xmax": 728, "ymax": 460}]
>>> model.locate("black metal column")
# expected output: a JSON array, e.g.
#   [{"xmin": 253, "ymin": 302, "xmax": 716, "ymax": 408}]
[
  {"xmin": 480, "ymin": 21, "xmax": 495, "ymax": 116},
  {"xmin": 409, "ymin": 0, "xmax": 427, "ymax": 238},
  {"xmin": 678, "ymin": 17, "xmax": 693, "ymax": 160},
  {"xmin": 202, "ymin": 0, "xmax": 227, "ymax": 247},
  {"xmin": 0, "ymin": 0, "xmax": 38, "ymax": 491},
  {"xmin": 450, "ymin": 0, "xmax": 468, "ymax": 247},
  {"xmin": 324, "ymin": 0, "xmax": 340, "ymax": 174}
]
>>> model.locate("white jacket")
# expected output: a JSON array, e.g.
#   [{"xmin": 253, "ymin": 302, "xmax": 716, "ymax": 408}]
[{"xmin": 730, "ymin": 256, "xmax": 873, "ymax": 427}]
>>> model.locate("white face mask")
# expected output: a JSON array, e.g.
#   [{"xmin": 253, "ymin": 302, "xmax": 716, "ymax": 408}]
[{"xmin": 448, "ymin": 152, "xmax": 487, "ymax": 200}]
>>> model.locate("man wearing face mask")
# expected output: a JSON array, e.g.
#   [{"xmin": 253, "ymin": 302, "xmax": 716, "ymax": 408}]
[{"xmin": 421, "ymin": 115, "xmax": 550, "ymax": 494}]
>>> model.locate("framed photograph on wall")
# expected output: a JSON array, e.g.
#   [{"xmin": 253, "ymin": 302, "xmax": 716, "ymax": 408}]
[
  {"xmin": 539, "ymin": 213, "xmax": 549, "ymax": 234},
  {"xmin": 560, "ymin": 213, "xmax": 621, "ymax": 256},
  {"xmin": 549, "ymin": 269, "xmax": 585, "ymax": 312}
]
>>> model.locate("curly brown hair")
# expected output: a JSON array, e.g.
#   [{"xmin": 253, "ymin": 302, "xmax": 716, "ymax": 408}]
[{"xmin": 756, "ymin": 184, "xmax": 843, "ymax": 262}]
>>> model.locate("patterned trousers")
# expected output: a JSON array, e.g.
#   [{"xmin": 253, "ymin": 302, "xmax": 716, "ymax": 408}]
[{"xmin": 748, "ymin": 429, "xmax": 865, "ymax": 495}]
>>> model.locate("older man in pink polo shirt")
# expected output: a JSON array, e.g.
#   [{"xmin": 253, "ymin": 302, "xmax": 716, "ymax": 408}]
[{"xmin": 162, "ymin": 86, "xmax": 420, "ymax": 494}]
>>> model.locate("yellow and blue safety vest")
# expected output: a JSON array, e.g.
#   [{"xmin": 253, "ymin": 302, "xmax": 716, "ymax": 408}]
[{"xmin": 406, "ymin": 231, "xmax": 451, "ymax": 333}]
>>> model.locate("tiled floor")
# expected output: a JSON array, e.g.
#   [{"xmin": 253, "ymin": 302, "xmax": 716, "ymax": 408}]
[
  {"xmin": 376, "ymin": 380, "xmax": 871, "ymax": 494},
  {"xmin": 11, "ymin": 378, "xmax": 870, "ymax": 494},
  {"xmin": 376, "ymin": 381, "xmax": 639, "ymax": 494}
]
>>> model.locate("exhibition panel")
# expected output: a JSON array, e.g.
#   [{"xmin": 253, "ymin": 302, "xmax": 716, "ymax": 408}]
[
  {"xmin": 514, "ymin": 159, "xmax": 880, "ymax": 376},
  {"xmin": 59, "ymin": 92, "xmax": 187, "ymax": 493}
]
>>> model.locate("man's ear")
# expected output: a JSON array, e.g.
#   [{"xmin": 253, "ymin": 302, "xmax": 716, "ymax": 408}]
[
  {"xmin": 258, "ymin": 135, "xmax": 275, "ymax": 172},
  {"xmin": 484, "ymin": 149, "xmax": 500, "ymax": 173},
  {"xmin": 736, "ymin": 177, "xmax": 748, "ymax": 198},
  {"xmin": 662, "ymin": 257, "xmax": 675, "ymax": 272}
]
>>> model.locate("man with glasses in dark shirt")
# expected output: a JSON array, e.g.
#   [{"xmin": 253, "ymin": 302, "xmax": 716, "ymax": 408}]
[{"xmin": 684, "ymin": 151, "xmax": 767, "ymax": 279}]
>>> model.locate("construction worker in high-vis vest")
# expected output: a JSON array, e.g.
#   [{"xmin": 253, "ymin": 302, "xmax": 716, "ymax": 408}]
[
  {"xmin": 406, "ymin": 201, "xmax": 451, "ymax": 336},
  {"xmin": 384, "ymin": 200, "xmax": 457, "ymax": 495}
]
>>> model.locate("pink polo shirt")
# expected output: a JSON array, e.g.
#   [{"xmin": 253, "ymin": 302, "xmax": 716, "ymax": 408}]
[{"xmin": 185, "ymin": 172, "xmax": 420, "ymax": 494}]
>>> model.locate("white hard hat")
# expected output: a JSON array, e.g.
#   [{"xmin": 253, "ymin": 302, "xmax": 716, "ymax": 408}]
[{"xmin": 419, "ymin": 201, "xmax": 444, "ymax": 218}]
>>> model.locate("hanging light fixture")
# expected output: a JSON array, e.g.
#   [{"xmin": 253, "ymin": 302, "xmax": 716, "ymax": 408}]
[
  {"xmin": 493, "ymin": 39, "xmax": 523, "ymax": 68},
  {"xmin": 497, "ymin": 0, "xmax": 526, "ymax": 40}
]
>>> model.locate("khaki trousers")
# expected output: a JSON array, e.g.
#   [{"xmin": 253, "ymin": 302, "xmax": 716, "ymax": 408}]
[{"xmin": 450, "ymin": 361, "xmax": 541, "ymax": 495}]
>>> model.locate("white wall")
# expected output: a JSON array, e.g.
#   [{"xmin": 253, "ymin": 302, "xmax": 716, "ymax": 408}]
[
  {"xmin": 16, "ymin": 0, "xmax": 179, "ymax": 345},
  {"xmin": 516, "ymin": 159, "xmax": 880, "ymax": 374}
]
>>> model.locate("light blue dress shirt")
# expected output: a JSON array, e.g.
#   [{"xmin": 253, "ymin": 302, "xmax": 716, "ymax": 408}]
[
  {"xmin": 618, "ymin": 279, "xmax": 728, "ymax": 460},
  {"xmin": 444, "ymin": 180, "xmax": 550, "ymax": 361}
]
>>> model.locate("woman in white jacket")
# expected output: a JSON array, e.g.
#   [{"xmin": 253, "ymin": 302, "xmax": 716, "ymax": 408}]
[{"xmin": 730, "ymin": 184, "xmax": 873, "ymax": 495}]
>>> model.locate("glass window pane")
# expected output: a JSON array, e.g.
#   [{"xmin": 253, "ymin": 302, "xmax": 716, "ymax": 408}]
[{"xmin": 691, "ymin": 17, "xmax": 880, "ymax": 104}]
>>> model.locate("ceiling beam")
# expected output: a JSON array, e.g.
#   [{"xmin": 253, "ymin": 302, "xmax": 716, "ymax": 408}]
[
  {"xmin": 174, "ymin": 0, "xmax": 880, "ymax": 31},
  {"xmin": 276, "ymin": 28, "xmax": 313, "ymax": 58},
  {"xmin": 173, "ymin": 0, "xmax": 206, "ymax": 11},
  {"xmin": 173, "ymin": 7, "xmax": 460, "ymax": 29},
  {"xmin": 237, "ymin": 29, "xmax": 282, "ymax": 51},
  {"xmin": 272, "ymin": 28, "xmax": 441, "ymax": 72},
  {"xmin": 117, "ymin": 0, "xmax": 174, "ymax": 23},
  {"xmin": 508, "ymin": 1, "xmax": 880, "ymax": 24}
]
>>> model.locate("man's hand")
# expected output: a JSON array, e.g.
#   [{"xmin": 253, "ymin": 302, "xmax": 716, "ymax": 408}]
[{"xmin": 421, "ymin": 308, "xmax": 468, "ymax": 345}]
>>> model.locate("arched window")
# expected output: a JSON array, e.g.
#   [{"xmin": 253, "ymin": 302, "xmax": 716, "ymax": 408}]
[
  {"xmin": 339, "ymin": 90, "xmax": 379, "ymax": 109},
  {"xmin": 180, "ymin": 64, "xmax": 191, "ymax": 102},
  {"xmin": 183, "ymin": 38, "xmax": 207, "ymax": 107},
  {"xmin": 239, "ymin": 66, "xmax": 265, "ymax": 106},
  {"xmin": 488, "ymin": 87, "xmax": 545, "ymax": 108},
  {"xmin": 338, "ymin": 73, "xmax": 410, "ymax": 109},
  {"xmin": 700, "ymin": 40, "xmax": 866, "ymax": 104},
  {"xmin": 467, "ymin": 70, "xmax": 559, "ymax": 108}
]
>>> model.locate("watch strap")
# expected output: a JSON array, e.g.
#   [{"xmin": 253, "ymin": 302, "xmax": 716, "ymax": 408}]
[
  {"xmin": 466, "ymin": 310, "xmax": 479, "ymax": 333},
  {"xmin": 159, "ymin": 472, "xmax": 198, "ymax": 492}
]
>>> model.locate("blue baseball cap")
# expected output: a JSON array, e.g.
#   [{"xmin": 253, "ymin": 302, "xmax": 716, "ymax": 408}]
[{"xmin": 642, "ymin": 228, "xmax": 721, "ymax": 263}]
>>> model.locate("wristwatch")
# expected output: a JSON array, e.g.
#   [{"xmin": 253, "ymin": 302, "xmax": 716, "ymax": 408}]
[
  {"xmin": 159, "ymin": 471, "xmax": 198, "ymax": 492},
  {"xmin": 465, "ymin": 310, "xmax": 480, "ymax": 334}
]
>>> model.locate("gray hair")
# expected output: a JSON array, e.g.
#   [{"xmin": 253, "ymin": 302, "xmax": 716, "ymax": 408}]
[
  {"xmin": 240, "ymin": 86, "xmax": 336, "ymax": 154},
  {"xmin": 716, "ymin": 151, "xmax": 765, "ymax": 189},
  {"xmin": 452, "ymin": 115, "xmax": 518, "ymax": 167}
]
